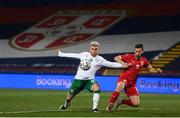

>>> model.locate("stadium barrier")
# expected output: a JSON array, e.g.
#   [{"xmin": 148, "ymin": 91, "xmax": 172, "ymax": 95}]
[{"xmin": 0, "ymin": 74, "xmax": 179, "ymax": 94}]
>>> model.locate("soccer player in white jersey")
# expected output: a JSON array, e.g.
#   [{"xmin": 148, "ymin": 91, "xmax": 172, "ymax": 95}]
[{"xmin": 57, "ymin": 41, "xmax": 128, "ymax": 112}]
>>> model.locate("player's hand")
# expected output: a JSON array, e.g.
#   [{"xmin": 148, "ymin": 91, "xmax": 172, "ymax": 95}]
[
  {"xmin": 57, "ymin": 49, "xmax": 62, "ymax": 56},
  {"xmin": 127, "ymin": 62, "xmax": 132, "ymax": 67},
  {"xmin": 122, "ymin": 62, "xmax": 132, "ymax": 68},
  {"xmin": 156, "ymin": 68, "xmax": 162, "ymax": 73},
  {"xmin": 122, "ymin": 62, "xmax": 129, "ymax": 68}
]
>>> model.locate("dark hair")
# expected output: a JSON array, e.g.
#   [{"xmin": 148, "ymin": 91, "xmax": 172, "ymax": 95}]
[{"xmin": 135, "ymin": 44, "xmax": 143, "ymax": 51}]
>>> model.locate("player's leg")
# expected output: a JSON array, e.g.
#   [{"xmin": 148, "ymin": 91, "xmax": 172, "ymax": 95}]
[
  {"xmin": 127, "ymin": 95, "xmax": 140, "ymax": 107},
  {"xmin": 106, "ymin": 81, "xmax": 125, "ymax": 112},
  {"xmin": 60, "ymin": 92, "xmax": 74, "ymax": 110},
  {"xmin": 86, "ymin": 79, "xmax": 100, "ymax": 112},
  {"xmin": 91, "ymin": 83, "xmax": 100, "ymax": 112},
  {"xmin": 114, "ymin": 95, "xmax": 140, "ymax": 109},
  {"xmin": 60, "ymin": 79, "xmax": 83, "ymax": 110},
  {"xmin": 122, "ymin": 86, "xmax": 140, "ymax": 107},
  {"xmin": 115, "ymin": 86, "xmax": 140, "ymax": 108}
]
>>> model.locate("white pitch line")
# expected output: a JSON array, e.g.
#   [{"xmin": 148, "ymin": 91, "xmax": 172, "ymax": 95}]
[
  {"xmin": 0, "ymin": 110, "xmax": 61, "ymax": 114},
  {"xmin": 0, "ymin": 107, "xmax": 173, "ymax": 114}
]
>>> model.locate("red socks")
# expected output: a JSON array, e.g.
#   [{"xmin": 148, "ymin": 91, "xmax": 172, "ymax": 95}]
[
  {"xmin": 122, "ymin": 99, "xmax": 133, "ymax": 106},
  {"xmin": 108, "ymin": 91, "xmax": 119, "ymax": 104}
]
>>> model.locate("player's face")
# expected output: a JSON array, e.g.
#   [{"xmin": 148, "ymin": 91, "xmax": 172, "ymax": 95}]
[
  {"xmin": 90, "ymin": 46, "xmax": 99, "ymax": 57},
  {"xmin": 134, "ymin": 48, "xmax": 143, "ymax": 59}
]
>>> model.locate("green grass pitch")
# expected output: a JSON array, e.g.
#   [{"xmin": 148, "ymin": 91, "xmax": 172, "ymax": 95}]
[{"xmin": 0, "ymin": 89, "xmax": 180, "ymax": 117}]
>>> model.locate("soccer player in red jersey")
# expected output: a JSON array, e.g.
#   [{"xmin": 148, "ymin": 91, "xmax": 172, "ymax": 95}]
[{"xmin": 106, "ymin": 44, "xmax": 162, "ymax": 112}]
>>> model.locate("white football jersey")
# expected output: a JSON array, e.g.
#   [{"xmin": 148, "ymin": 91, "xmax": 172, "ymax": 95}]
[{"xmin": 58, "ymin": 51, "xmax": 123, "ymax": 80}]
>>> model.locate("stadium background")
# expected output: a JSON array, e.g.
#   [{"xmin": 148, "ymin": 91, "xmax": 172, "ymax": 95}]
[{"xmin": 0, "ymin": 0, "xmax": 180, "ymax": 117}]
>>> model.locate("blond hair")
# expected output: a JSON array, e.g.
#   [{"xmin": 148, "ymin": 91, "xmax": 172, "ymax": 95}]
[{"xmin": 90, "ymin": 41, "xmax": 100, "ymax": 47}]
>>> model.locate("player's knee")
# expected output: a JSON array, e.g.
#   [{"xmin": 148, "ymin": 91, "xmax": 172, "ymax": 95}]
[
  {"xmin": 132, "ymin": 101, "xmax": 140, "ymax": 107},
  {"xmin": 92, "ymin": 84, "xmax": 100, "ymax": 92},
  {"xmin": 68, "ymin": 89, "xmax": 78, "ymax": 98},
  {"xmin": 95, "ymin": 84, "xmax": 100, "ymax": 89}
]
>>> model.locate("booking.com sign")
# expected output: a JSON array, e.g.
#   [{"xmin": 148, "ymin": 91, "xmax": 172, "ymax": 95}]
[{"xmin": 0, "ymin": 74, "xmax": 179, "ymax": 94}]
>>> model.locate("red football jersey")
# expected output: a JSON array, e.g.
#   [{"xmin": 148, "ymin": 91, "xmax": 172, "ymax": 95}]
[{"xmin": 119, "ymin": 53, "xmax": 149, "ymax": 79}]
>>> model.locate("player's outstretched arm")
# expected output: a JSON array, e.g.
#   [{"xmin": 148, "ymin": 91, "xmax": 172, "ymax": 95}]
[
  {"xmin": 100, "ymin": 58, "xmax": 128, "ymax": 68},
  {"xmin": 57, "ymin": 49, "xmax": 62, "ymax": 56},
  {"xmin": 57, "ymin": 49, "xmax": 81, "ymax": 59},
  {"xmin": 114, "ymin": 56, "xmax": 129, "ymax": 68},
  {"xmin": 114, "ymin": 56, "xmax": 123, "ymax": 63},
  {"xmin": 147, "ymin": 65, "xmax": 162, "ymax": 73}
]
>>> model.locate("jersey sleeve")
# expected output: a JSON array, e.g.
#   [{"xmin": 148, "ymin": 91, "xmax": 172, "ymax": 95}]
[
  {"xmin": 119, "ymin": 54, "xmax": 130, "ymax": 62},
  {"xmin": 143, "ymin": 58, "xmax": 150, "ymax": 68},
  {"xmin": 58, "ymin": 51, "xmax": 83, "ymax": 59},
  {"xmin": 99, "ymin": 57, "xmax": 123, "ymax": 68}
]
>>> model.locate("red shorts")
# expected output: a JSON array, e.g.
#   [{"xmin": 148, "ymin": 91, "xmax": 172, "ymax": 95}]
[{"xmin": 117, "ymin": 77, "xmax": 139, "ymax": 97}]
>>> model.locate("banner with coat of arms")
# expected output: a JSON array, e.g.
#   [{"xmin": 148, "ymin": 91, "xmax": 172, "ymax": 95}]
[{"xmin": 9, "ymin": 9, "xmax": 129, "ymax": 51}]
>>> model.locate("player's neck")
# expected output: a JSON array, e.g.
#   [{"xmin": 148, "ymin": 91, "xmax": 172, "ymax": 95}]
[
  {"xmin": 90, "ymin": 53, "xmax": 97, "ymax": 57},
  {"xmin": 134, "ymin": 54, "xmax": 142, "ymax": 60}
]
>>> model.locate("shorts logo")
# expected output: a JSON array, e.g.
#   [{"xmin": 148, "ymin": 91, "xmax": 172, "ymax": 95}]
[
  {"xmin": 9, "ymin": 10, "xmax": 130, "ymax": 51},
  {"xmin": 91, "ymin": 79, "xmax": 95, "ymax": 83}
]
